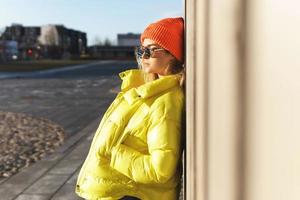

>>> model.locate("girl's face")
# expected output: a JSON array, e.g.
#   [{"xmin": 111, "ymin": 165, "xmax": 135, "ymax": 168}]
[{"xmin": 141, "ymin": 39, "xmax": 174, "ymax": 76}]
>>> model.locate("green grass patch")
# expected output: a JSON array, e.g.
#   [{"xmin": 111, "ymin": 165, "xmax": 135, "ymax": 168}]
[{"xmin": 0, "ymin": 60, "xmax": 98, "ymax": 72}]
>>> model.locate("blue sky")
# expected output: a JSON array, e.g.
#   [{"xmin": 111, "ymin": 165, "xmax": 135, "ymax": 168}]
[{"xmin": 0, "ymin": 0, "xmax": 184, "ymax": 46}]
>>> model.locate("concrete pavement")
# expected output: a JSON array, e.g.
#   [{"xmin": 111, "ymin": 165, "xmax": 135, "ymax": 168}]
[
  {"xmin": 0, "ymin": 118, "xmax": 98, "ymax": 200},
  {"xmin": 0, "ymin": 61, "xmax": 125, "ymax": 199}
]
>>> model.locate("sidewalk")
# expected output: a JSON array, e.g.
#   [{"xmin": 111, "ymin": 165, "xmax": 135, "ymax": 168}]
[
  {"xmin": 0, "ymin": 72, "xmax": 121, "ymax": 200},
  {"xmin": 0, "ymin": 116, "xmax": 99, "ymax": 200}
]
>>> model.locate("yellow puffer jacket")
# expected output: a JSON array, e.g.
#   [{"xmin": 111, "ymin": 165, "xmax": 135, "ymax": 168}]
[{"xmin": 76, "ymin": 69, "xmax": 184, "ymax": 200}]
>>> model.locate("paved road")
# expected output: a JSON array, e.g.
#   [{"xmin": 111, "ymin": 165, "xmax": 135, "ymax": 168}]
[
  {"xmin": 0, "ymin": 60, "xmax": 136, "ymax": 79},
  {"xmin": 33, "ymin": 60, "xmax": 136, "ymax": 78}
]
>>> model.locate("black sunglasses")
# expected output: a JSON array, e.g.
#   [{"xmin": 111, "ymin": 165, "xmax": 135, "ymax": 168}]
[{"xmin": 135, "ymin": 46, "xmax": 166, "ymax": 59}]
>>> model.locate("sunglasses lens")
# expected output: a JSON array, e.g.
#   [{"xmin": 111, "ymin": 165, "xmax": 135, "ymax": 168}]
[
  {"xmin": 135, "ymin": 46, "xmax": 152, "ymax": 59},
  {"xmin": 143, "ymin": 48, "xmax": 151, "ymax": 59}
]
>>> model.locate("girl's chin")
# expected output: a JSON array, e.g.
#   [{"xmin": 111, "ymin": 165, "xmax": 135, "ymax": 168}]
[
  {"xmin": 142, "ymin": 63, "xmax": 149, "ymax": 67},
  {"xmin": 142, "ymin": 65, "xmax": 151, "ymax": 73},
  {"xmin": 143, "ymin": 69, "xmax": 154, "ymax": 74}
]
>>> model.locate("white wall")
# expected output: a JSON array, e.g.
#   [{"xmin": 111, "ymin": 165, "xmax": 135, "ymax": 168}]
[
  {"xmin": 186, "ymin": 0, "xmax": 300, "ymax": 199},
  {"xmin": 246, "ymin": 0, "xmax": 300, "ymax": 199}
]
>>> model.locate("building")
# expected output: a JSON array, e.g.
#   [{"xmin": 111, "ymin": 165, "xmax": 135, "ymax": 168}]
[
  {"xmin": 117, "ymin": 33, "xmax": 141, "ymax": 47},
  {"xmin": 0, "ymin": 24, "xmax": 40, "ymax": 59},
  {"xmin": 39, "ymin": 25, "xmax": 87, "ymax": 58},
  {"xmin": 0, "ymin": 24, "xmax": 87, "ymax": 59},
  {"xmin": 0, "ymin": 40, "xmax": 18, "ymax": 61},
  {"xmin": 88, "ymin": 45, "xmax": 135, "ymax": 60},
  {"xmin": 88, "ymin": 33, "xmax": 141, "ymax": 60}
]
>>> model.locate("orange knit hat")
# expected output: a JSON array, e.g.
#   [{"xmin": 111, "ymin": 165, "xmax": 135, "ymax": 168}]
[{"xmin": 141, "ymin": 17, "xmax": 184, "ymax": 62}]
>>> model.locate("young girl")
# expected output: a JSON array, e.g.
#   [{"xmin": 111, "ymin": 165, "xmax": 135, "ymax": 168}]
[{"xmin": 76, "ymin": 17, "xmax": 185, "ymax": 200}]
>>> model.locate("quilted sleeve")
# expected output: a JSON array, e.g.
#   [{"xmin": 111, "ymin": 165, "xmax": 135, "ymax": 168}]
[{"xmin": 110, "ymin": 116, "xmax": 182, "ymax": 184}]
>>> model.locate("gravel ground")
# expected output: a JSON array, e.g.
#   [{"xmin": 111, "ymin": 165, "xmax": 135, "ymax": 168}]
[{"xmin": 0, "ymin": 111, "xmax": 65, "ymax": 178}]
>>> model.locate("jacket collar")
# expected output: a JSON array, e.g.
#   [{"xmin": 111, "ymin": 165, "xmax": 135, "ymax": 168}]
[
  {"xmin": 119, "ymin": 69, "xmax": 181, "ymax": 103},
  {"xmin": 136, "ymin": 74, "xmax": 181, "ymax": 98},
  {"xmin": 119, "ymin": 69, "xmax": 145, "ymax": 92}
]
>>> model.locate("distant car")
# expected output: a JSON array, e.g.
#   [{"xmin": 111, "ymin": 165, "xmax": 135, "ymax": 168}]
[{"xmin": 12, "ymin": 54, "xmax": 18, "ymax": 60}]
